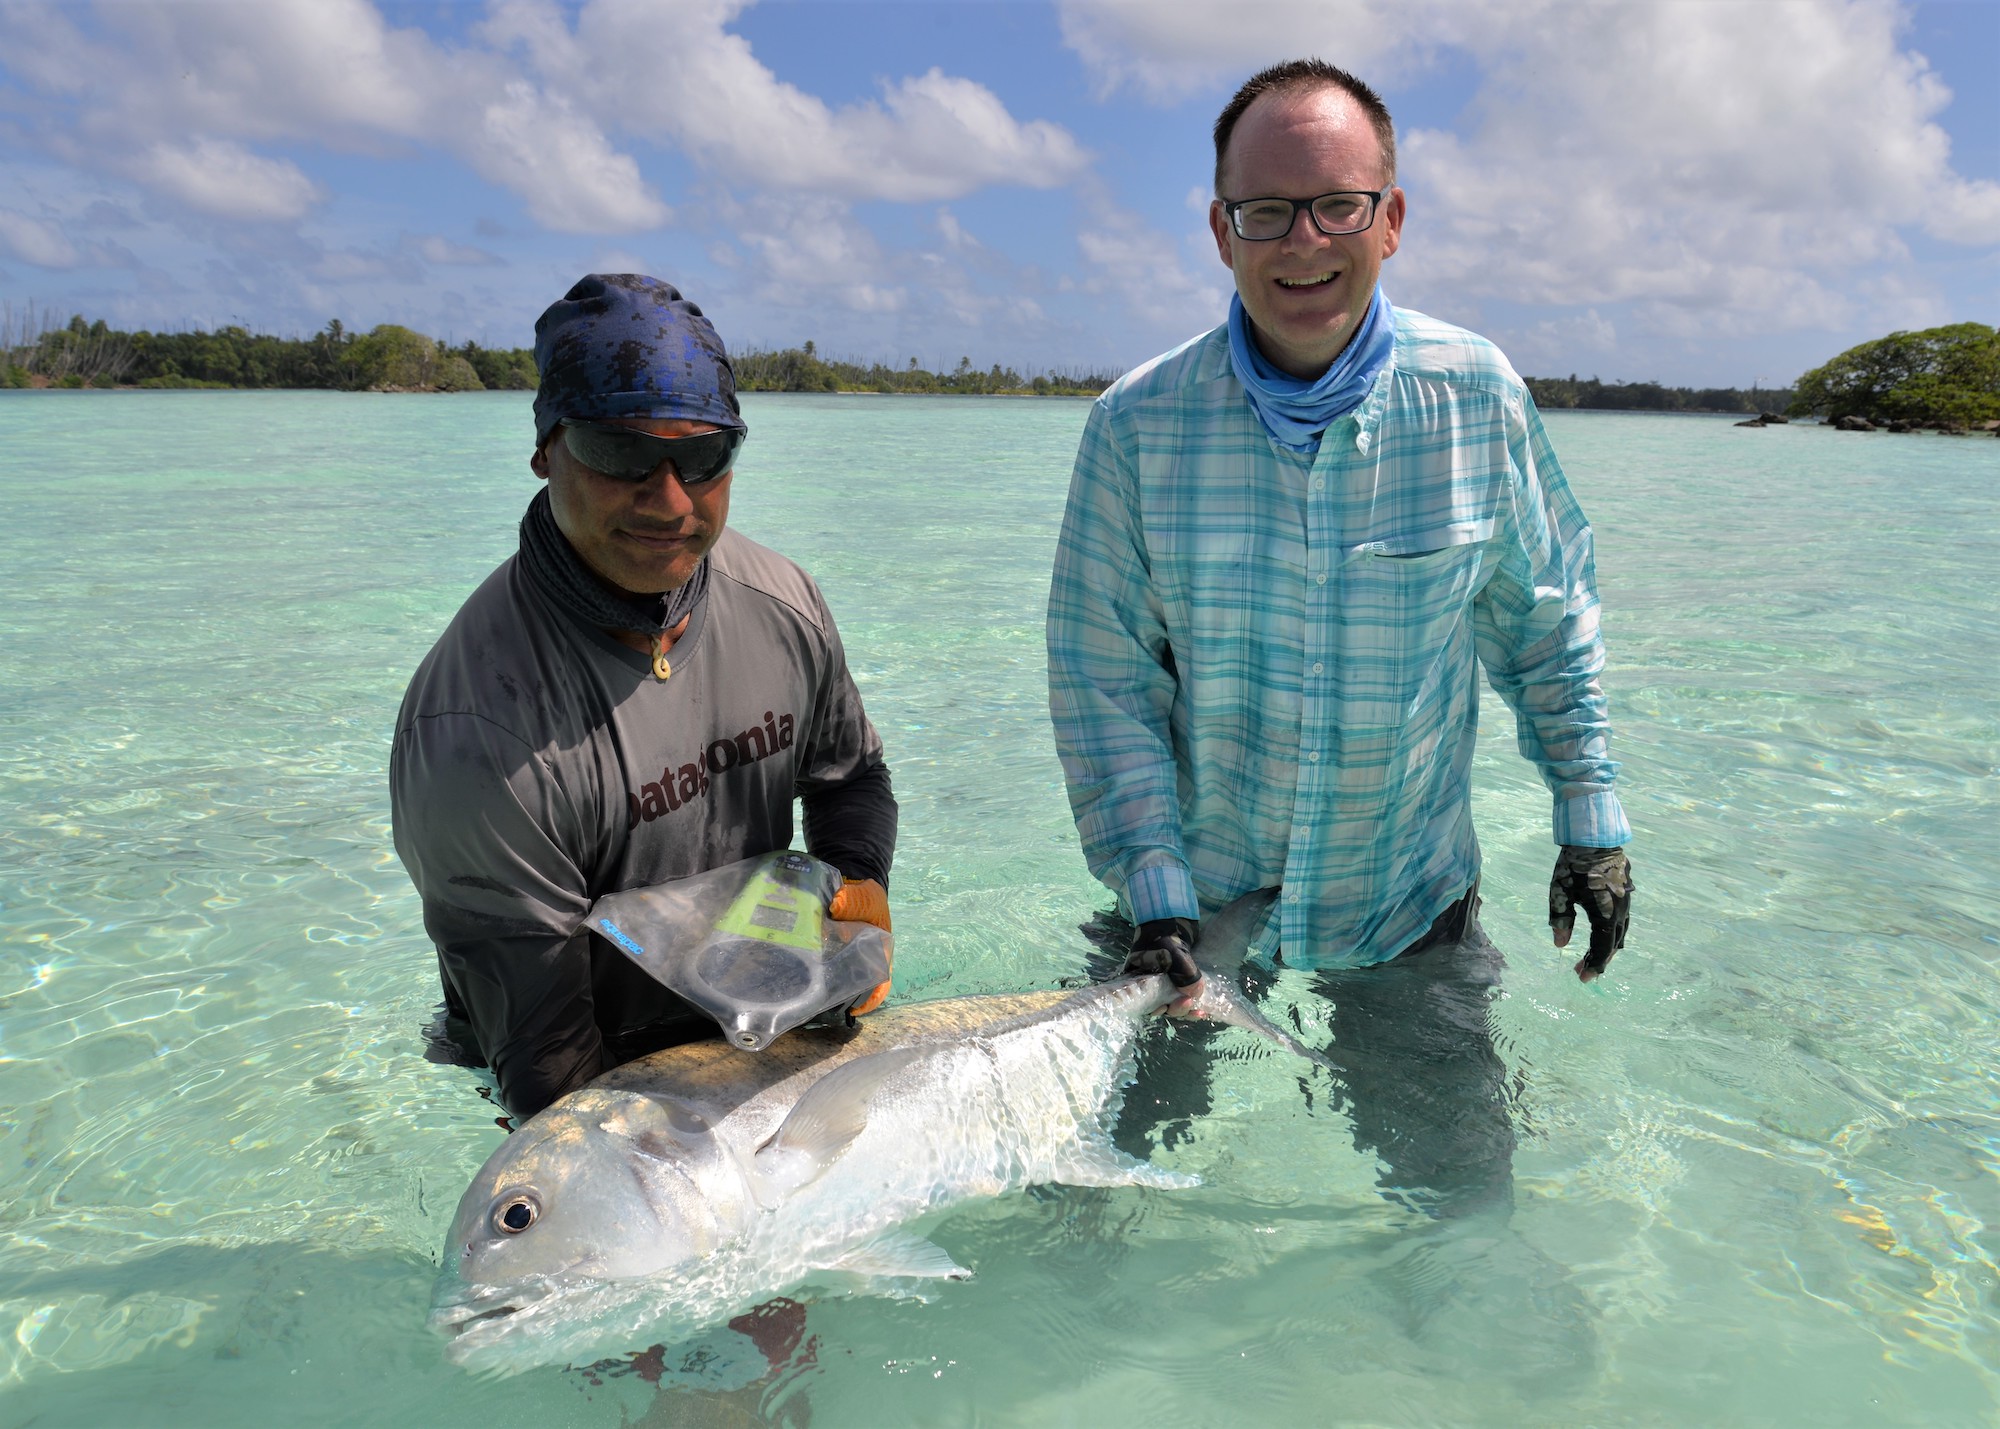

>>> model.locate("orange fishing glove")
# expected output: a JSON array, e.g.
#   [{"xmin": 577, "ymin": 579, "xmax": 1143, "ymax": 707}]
[{"xmin": 828, "ymin": 877, "xmax": 892, "ymax": 1015}]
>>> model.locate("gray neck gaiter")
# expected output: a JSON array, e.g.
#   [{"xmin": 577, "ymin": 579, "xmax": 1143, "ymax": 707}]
[{"xmin": 516, "ymin": 487, "xmax": 709, "ymax": 639}]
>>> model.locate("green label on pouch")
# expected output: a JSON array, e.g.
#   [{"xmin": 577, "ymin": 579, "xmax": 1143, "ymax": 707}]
[{"xmin": 714, "ymin": 871, "xmax": 823, "ymax": 953}]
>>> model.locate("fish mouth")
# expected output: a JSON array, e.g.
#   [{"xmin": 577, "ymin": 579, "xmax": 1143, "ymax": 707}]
[
  {"xmin": 434, "ymin": 1302, "xmax": 521, "ymax": 1338},
  {"xmin": 429, "ymin": 1274, "xmax": 561, "ymax": 1345}
]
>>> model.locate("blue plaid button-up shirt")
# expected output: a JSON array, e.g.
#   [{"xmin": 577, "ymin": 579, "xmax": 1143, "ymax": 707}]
[{"xmin": 1046, "ymin": 308, "xmax": 1628, "ymax": 967}]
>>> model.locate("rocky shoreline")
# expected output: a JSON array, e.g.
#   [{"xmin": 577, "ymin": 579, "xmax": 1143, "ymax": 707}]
[{"xmin": 1736, "ymin": 409, "xmax": 2000, "ymax": 436}]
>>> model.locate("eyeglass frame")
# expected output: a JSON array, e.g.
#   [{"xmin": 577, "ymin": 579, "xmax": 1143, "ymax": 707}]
[{"xmin": 1218, "ymin": 187, "xmax": 1396, "ymax": 242}]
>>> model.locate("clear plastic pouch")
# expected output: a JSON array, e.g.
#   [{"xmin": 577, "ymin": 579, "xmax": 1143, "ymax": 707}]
[{"xmin": 584, "ymin": 850, "xmax": 892, "ymax": 1051}]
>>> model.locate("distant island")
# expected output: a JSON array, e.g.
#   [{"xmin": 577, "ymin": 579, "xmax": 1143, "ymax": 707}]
[
  {"xmin": 0, "ymin": 311, "xmax": 1116, "ymax": 397},
  {"xmin": 1522, "ymin": 374, "xmax": 1794, "ymax": 415},
  {"xmin": 11, "ymin": 308, "xmax": 1991, "ymax": 428}
]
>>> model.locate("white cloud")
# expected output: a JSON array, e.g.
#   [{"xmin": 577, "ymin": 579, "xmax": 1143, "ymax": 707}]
[
  {"xmin": 1058, "ymin": 0, "xmax": 1446, "ymax": 100},
  {"xmin": 936, "ymin": 209, "xmax": 980, "ymax": 251},
  {"xmin": 0, "ymin": 209, "xmax": 80, "ymax": 268},
  {"xmin": 468, "ymin": 83, "xmax": 669, "ymax": 233},
  {"xmin": 1928, "ymin": 180, "xmax": 2000, "ymax": 247},
  {"xmin": 727, "ymin": 198, "xmax": 909, "ymax": 314},
  {"xmin": 1509, "ymin": 309, "xmax": 1617, "ymax": 375},
  {"xmin": 101, "ymin": 0, "xmax": 432, "ymax": 140},
  {"xmin": 0, "ymin": 0, "xmax": 667, "ymax": 237},
  {"xmin": 137, "ymin": 139, "xmax": 323, "ymax": 222},
  {"xmin": 586, "ymin": 250, "xmax": 658, "ymax": 282},
  {"xmin": 492, "ymin": 0, "xmax": 1090, "ymax": 202},
  {"xmin": 310, "ymin": 248, "xmax": 410, "ymax": 283},
  {"xmin": 1057, "ymin": 0, "xmax": 2000, "ymax": 343},
  {"xmin": 2, "ymin": 0, "xmax": 1085, "ymax": 243},
  {"xmin": 411, "ymin": 235, "xmax": 502, "ymax": 267},
  {"xmin": 1075, "ymin": 191, "xmax": 1231, "ymax": 340}
]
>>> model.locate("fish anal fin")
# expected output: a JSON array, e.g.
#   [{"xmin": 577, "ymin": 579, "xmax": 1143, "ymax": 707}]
[
  {"xmin": 1050, "ymin": 1138, "xmax": 1201, "ymax": 1192},
  {"xmin": 828, "ymin": 1229, "xmax": 970, "ymax": 1282},
  {"xmin": 1182, "ymin": 887, "xmax": 1336, "ymax": 1073},
  {"xmin": 754, "ymin": 1046, "xmax": 925, "ymax": 1191}
]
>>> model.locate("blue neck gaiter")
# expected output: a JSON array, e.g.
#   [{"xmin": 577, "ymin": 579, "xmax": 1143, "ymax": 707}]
[{"xmin": 1227, "ymin": 286, "xmax": 1396, "ymax": 454}]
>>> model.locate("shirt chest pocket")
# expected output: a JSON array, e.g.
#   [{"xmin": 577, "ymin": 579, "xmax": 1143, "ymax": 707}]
[{"xmin": 1332, "ymin": 517, "xmax": 1495, "ymax": 731}]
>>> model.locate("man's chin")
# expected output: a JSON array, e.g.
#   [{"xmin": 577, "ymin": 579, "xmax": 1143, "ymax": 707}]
[
  {"xmin": 623, "ymin": 569, "xmax": 695, "ymax": 599},
  {"xmin": 603, "ymin": 541, "xmax": 708, "ymax": 597}
]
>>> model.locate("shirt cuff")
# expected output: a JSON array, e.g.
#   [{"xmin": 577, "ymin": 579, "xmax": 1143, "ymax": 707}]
[
  {"xmin": 1126, "ymin": 861, "xmax": 1199, "ymax": 924},
  {"xmin": 1554, "ymin": 790, "xmax": 1631, "ymax": 848}
]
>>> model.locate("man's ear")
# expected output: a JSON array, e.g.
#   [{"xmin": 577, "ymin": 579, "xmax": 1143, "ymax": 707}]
[
  {"xmin": 1377, "ymin": 186, "xmax": 1406, "ymax": 261},
  {"xmin": 1208, "ymin": 199, "xmax": 1235, "ymax": 270}
]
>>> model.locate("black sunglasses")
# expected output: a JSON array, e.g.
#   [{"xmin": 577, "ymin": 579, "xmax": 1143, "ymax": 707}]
[{"xmin": 558, "ymin": 418, "xmax": 746, "ymax": 484}]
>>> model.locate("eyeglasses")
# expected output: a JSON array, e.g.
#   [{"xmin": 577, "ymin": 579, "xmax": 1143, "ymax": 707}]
[
  {"xmin": 1220, "ymin": 188, "xmax": 1393, "ymax": 242},
  {"xmin": 558, "ymin": 418, "xmax": 745, "ymax": 485}
]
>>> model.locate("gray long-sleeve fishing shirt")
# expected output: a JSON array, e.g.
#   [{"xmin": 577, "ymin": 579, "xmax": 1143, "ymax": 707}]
[{"xmin": 391, "ymin": 527, "xmax": 896, "ymax": 1118}]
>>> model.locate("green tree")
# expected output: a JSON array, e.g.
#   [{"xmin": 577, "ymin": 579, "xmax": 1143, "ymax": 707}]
[
  {"xmin": 345, "ymin": 324, "xmax": 439, "ymax": 390},
  {"xmin": 461, "ymin": 341, "xmax": 536, "ymax": 390},
  {"xmin": 433, "ymin": 352, "xmax": 485, "ymax": 392},
  {"xmin": 1790, "ymin": 323, "xmax": 2000, "ymax": 427}
]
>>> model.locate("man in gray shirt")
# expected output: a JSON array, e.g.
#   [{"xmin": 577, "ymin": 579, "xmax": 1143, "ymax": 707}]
[{"xmin": 391, "ymin": 274, "xmax": 897, "ymax": 1120}]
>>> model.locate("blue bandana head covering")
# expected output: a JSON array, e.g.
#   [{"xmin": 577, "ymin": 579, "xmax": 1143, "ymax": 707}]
[
  {"xmin": 1227, "ymin": 285, "xmax": 1396, "ymax": 454},
  {"xmin": 532, "ymin": 274, "xmax": 746, "ymax": 449}
]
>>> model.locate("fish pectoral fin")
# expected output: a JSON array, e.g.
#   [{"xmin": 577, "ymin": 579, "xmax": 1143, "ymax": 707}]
[
  {"xmin": 827, "ymin": 1230, "xmax": 971, "ymax": 1281},
  {"xmin": 1051, "ymin": 1138, "xmax": 1201, "ymax": 1192},
  {"xmin": 753, "ymin": 1046, "xmax": 925, "ymax": 1192}
]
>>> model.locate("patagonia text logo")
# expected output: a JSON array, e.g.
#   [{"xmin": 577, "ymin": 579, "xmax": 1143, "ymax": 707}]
[
  {"xmin": 627, "ymin": 710, "xmax": 797, "ymax": 830},
  {"xmin": 597, "ymin": 919, "xmax": 646, "ymax": 958}
]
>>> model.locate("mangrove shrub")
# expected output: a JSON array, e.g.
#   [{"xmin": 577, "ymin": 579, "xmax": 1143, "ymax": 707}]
[{"xmin": 1790, "ymin": 323, "xmax": 2000, "ymax": 427}]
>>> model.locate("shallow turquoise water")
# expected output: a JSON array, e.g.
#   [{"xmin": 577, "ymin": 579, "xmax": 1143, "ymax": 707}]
[{"xmin": 1, "ymin": 391, "xmax": 1996, "ymax": 1425}]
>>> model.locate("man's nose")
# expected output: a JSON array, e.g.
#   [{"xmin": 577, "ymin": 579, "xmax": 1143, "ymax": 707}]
[
  {"xmin": 636, "ymin": 463, "xmax": 697, "ymax": 515},
  {"xmin": 1278, "ymin": 204, "xmax": 1330, "ymax": 250}
]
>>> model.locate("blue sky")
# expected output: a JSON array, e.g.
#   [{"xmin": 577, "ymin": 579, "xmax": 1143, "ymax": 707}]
[{"xmin": 2, "ymin": 0, "xmax": 1995, "ymax": 386}]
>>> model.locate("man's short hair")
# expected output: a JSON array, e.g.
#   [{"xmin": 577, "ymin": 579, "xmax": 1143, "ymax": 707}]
[{"xmin": 1213, "ymin": 58, "xmax": 1397, "ymax": 194}]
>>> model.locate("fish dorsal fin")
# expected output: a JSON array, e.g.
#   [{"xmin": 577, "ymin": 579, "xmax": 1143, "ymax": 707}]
[
  {"xmin": 827, "ymin": 1229, "xmax": 970, "ymax": 1281},
  {"xmin": 1191, "ymin": 886, "xmax": 1279, "ymax": 971},
  {"xmin": 753, "ymin": 1046, "xmax": 924, "ymax": 1193}
]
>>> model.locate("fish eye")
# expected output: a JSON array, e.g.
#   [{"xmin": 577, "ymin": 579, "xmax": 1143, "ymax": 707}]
[{"xmin": 493, "ymin": 1194, "xmax": 539, "ymax": 1234}]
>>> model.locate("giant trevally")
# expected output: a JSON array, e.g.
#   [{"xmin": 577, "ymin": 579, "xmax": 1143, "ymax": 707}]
[{"xmin": 430, "ymin": 889, "xmax": 1322, "ymax": 1374}]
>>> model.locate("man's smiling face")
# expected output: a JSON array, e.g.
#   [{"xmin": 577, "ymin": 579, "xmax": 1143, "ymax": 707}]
[
  {"xmin": 532, "ymin": 416, "xmax": 733, "ymax": 596},
  {"xmin": 1210, "ymin": 84, "xmax": 1404, "ymax": 380}
]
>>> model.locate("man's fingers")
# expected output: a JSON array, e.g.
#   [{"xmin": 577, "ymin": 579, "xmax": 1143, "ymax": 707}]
[
  {"xmin": 1574, "ymin": 878, "xmax": 1629, "ymax": 982},
  {"xmin": 829, "ymin": 878, "xmax": 891, "ymax": 932},
  {"xmin": 1163, "ymin": 975, "xmax": 1209, "ymax": 1016},
  {"xmin": 1575, "ymin": 916, "xmax": 1618, "ymax": 981}
]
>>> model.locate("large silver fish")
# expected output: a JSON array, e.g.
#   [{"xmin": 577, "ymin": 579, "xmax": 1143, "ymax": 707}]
[{"xmin": 431, "ymin": 889, "xmax": 1321, "ymax": 1374}]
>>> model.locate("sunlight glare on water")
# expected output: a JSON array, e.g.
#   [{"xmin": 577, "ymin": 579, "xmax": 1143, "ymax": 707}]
[{"xmin": 0, "ymin": 391, "xmax": 1995, "ymax": 1424}]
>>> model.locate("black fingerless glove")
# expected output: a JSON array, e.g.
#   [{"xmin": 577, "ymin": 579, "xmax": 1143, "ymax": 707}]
[
  {"xmin": 1550, "ymin": 845, "xmax": 1634, "ymax": 982},
  {"xmin": 1121, "ymin": 916, "xmax": 1202, "ymax": 988}
]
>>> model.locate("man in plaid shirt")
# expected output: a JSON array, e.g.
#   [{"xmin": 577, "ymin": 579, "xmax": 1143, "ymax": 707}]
[{"xmin": 1048, "ymin": 59, "xmax": 1635, "ymax": 1210}]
